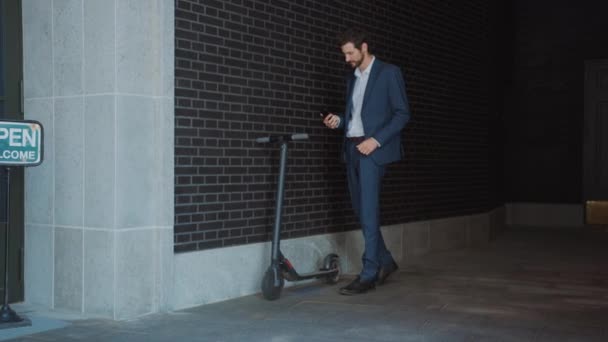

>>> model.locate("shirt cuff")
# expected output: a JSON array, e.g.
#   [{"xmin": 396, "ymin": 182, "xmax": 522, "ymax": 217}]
[{"xmin": 370, "ymin": 137, "xmax": 381, "ymax": 147}]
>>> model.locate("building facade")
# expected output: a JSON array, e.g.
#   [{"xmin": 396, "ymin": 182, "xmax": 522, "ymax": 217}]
[{"xmin": 6, "ymin": 0, "xmax": 507, "ymax": 320}]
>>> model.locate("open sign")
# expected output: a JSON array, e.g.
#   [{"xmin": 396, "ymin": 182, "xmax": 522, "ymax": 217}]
[{"xmin": 0, "ymin": 120, "xmax": 44, "ymax": 166}]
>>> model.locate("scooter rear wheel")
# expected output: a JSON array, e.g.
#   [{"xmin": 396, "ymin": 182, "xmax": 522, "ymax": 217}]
[
  {"xmin": 261, "ymin": 266, "xmax": 284, "ymax": 300},
  {"xmin": 323, "ymin": 254, "xmax": 341, "ymax": 284}
]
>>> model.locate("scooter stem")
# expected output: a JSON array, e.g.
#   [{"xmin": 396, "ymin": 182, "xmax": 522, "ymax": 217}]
[{"xmin": 271, "ymin": 141, "xmax": 289, "ymax": 264}]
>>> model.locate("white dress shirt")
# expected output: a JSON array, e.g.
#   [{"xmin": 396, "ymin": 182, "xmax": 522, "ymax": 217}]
[{"xmin": 347, "ymin": 56, "xmax": 375, "ymax": 138}]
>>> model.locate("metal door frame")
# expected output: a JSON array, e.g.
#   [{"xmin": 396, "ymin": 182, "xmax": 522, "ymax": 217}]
[{"xmin": 0, "ymin": 0, "xmax": 24, "ymax": 303}]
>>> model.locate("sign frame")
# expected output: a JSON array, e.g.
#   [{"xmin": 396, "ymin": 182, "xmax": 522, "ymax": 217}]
[{"xmin": 0, "ymin": 119, "xmax": 44, "ymax": 167}]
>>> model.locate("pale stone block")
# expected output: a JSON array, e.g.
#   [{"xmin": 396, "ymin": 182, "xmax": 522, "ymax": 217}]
[
  {"xmin": 115, "ymin": 229, "xmax": 156, "ymax": 319},
  {"xmin": 157, "ymin": 227, "xmax": 175, "ymax": 312},
  {"xmin": 54, "ymin": 97, "xmax": 84, "ymax": 226},
  {"xmin": 343, "ymin": 230, "xmax": 364, "ymax": 274},
  {"xmin": 83, "ymin": 229, "xmax": 114, "ymax": 317},
  {"xmin": 54, "ymin": 227, "xmax": 83, "ymax": 311},
  {"xmin": 161, "ymin": 0, "xmax": 174, "ymax": 98},
  {"xmin": 381, "ymin": 224, "xmax": 404, "ymax": 264},
  {"xmin": 24, "ymin": 99, "xmax": 53, "ymax": 225},
  {"xmin": 115, "ymin": 96, "xmax": 156, "ymax": 228},
  {"xmin": 403, "ymin": 221, "xmax": 430, "ymax": 257},
  {"xmin": 116, "ymin": 0, "xmax": 161, "ymax": 95},
  {"xmin": 492, "ymin": 206, "xmax": 507, "ymax": 237},
  {"xmin": 468, "ymin": 213, "xmax": 490, "ymax": 246},
  {"xmin": 171, "ymin": 231, "xmax": 363, "ymax": 311},
  {"xmin": 84, "ymin": 0, "xmax": 115, "ymax": 94},
  {"xmin": 84, "ymin": 96, "xmax": 115, "ymax": 228},
  {"xmin": 155, "ymin": 97, "xmax": 174, "ymax": 227},
  {"xmin": 24, "ymin": 224, "xmax": 53, "ymax": 307},
  {"xmin": 505, "ymin": 203, "xmax": 583, "ymax": 227},
  {"xmin": 172, "ymin": 242, "xmax": 268, "ymax": 311},
  {"xmin": 53, "ymin": 0, "xmax": 83, "ymax": 96},
  {"xmin": 22, "ymin": 0, "xmax": 53, "ymax": 98},
  {"xmin": 429, "ymin": 216, "xmax": 468, "ymax": 252}
]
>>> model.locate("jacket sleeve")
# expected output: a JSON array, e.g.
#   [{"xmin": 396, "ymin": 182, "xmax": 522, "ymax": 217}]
[
  {"xmin": 372, "ymin": 66, "xmax": 411, "ymax": 146},
  {"xmin": 336, "ymin": 115, "xmax": 345, "ymax": 130}
]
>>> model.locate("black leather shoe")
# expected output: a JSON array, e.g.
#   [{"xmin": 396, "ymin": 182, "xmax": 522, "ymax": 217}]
[
  {"xmin": 339, "ymin": 276, "xmax": 375, "ymax": 295},
  {"xmin": 376, "ymin": 261, "xmax": 399, "ymax": 285}
]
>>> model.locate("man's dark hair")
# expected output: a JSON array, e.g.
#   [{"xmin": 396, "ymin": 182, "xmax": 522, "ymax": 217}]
[{"xmin": 338, "ymin": 28, "xmax": 372, "ymax": 53}]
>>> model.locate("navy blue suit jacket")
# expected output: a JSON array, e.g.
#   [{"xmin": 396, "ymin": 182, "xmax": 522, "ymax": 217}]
[{"xmin": 338, "ymin": 59, "xmax": 411, "ymax": 165}]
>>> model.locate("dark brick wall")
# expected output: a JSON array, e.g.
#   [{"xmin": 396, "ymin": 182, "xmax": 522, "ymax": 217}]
[
  {"xmin": 503, "ymin": 2, "xmax": 608, "ymax": 203},
  {"xmin": 175, "ymin": 0, "xmax": 501, "ymax": 253}
]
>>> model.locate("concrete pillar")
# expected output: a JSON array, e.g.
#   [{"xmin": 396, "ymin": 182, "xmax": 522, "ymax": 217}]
[{"xmin": 22, "ymin": 0, "xmax": 174, "ymax": 319}]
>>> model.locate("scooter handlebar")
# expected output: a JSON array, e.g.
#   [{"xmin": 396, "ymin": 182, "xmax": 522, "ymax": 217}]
[{"xmin": 255, "ymin": 133, "xmax": 309, "ymax": 144}]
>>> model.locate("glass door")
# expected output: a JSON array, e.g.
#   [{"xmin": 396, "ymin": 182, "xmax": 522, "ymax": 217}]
[{"xmin": 0, "ymin": 0, "xmax": 24, "ymax": 303}]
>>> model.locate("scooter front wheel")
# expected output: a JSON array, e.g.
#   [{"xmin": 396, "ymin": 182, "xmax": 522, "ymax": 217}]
[
  {"xmin": 323, "ymin": 254, "xmax": 341, "ymax": 284},
  {"xmin": 261, "ymin": 265, "xmax": 284, "ymax": 300}
]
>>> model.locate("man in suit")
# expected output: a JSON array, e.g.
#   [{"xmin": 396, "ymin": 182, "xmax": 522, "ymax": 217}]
[{"xmin": 323, "ymin": 29, "xmax": 411, "ymax": 295}]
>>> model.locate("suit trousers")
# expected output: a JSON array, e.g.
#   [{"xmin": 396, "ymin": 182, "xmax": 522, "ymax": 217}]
[{"xmin": 345, "ymin": 140, "xmax": 394, "ymax": 281}]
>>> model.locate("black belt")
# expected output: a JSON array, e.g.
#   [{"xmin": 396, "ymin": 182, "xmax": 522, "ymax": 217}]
[{"xmin": 347, "ymin": 136, "xmax": 365, "ymax": 143}]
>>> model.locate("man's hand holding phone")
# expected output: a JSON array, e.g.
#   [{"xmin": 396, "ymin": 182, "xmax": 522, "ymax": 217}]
[{"xmin": 321, "ymin": 110, "xmax": 340, "ymax": 129}]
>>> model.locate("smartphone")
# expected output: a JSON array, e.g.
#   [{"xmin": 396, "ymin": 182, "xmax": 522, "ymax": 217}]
[{"xmin": 320, "ymin": 110, "xmax": 332, "ymax": 119}]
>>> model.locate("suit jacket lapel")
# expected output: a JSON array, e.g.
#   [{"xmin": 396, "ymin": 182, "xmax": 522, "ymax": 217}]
[{"xmin": 361, "ymin": 59, "xmax": 382, "ymax": 112}]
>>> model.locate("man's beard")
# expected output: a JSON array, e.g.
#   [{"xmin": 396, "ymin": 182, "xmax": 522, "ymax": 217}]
[{"xmin": 349, "ymin": 58, "xmax": 363, "ymax": 69}]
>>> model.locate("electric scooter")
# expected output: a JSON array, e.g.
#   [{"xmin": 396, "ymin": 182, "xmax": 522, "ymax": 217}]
[{"xmin": 256, "ymin": 133, "xmax": 341, "ymax": 300}]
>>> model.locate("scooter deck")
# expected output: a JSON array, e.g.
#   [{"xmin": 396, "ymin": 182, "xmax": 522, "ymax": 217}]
[{"xmin": 281, "ymin": 260, "xmax": 338, "ymax": 281}]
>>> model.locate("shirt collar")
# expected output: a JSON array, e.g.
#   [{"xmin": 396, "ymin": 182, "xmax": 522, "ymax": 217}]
[{"xmin": 355, "ymin": 56, "xmax": 375, "ymax": 78}]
